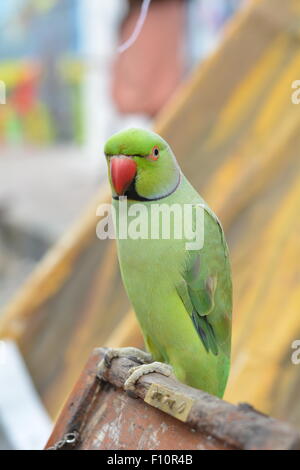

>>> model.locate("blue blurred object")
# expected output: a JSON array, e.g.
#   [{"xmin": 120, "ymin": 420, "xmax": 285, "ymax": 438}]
[
  {"xmin": 187, "ymin": 0, "xmax": 247, "ymax": 67},
  {"xmin": 0, "ymin": 0, "xmax": 79, "ymax": 60}
]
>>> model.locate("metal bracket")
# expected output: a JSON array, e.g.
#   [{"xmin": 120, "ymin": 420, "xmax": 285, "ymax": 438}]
[{"xmin": 144, "ymin": 383, "xmax": 195, "ymax": 422}]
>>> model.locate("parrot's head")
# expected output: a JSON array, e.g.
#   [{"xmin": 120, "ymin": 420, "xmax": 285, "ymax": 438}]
[{"xmin": 104, "ymin": 128, "xmax": 180, "ymax": 200}]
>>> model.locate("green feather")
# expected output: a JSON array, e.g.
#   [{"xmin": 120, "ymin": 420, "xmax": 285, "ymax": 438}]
[{"xmin": 104, "ymin": 128, "xmax": 232, "ymax": 398}]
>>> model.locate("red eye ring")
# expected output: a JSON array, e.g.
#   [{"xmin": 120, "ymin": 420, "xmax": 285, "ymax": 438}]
[{"xmin": 149, "ymin": 145, "xmax": 160, "ymax": 161}]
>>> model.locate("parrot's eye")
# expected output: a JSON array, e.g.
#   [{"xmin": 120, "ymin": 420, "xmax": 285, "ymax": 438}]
[{"xmin": 149, "ymin": 146, "xmax": 160, "ymax": 161}]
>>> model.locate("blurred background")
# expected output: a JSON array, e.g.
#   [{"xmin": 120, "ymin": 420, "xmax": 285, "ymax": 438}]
[
  {"xmin": 1, "ymin": 0, "xmax": 300, "ymax": 450},
  {"xmin": 0, "ymin": 0, "xmax": 243, "ymax": 308}
]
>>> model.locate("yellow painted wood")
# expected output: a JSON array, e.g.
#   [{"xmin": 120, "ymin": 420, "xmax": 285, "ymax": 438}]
[
  {"xmin": 225, "ymin": 172, "xmax": 300, "ymax": 416},
  {"xmin": 0, "ymin": 185, "xmax": 110, "ymax": 337}
]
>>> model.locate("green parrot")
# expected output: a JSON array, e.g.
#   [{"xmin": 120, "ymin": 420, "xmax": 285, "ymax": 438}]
[{"xmin": 100, "ymin": 128, "xmax": 232, "ymax": 398}]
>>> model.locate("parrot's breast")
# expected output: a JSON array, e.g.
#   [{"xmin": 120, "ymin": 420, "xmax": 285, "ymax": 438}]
[{"xmin": 111, "ymin": 176, "xmax": 231, "ymax": 398}]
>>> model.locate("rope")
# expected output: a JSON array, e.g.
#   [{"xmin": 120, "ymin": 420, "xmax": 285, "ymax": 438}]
[{"xmin": 118, "ymin": 0, "xmax": 152, "ymax": 53}]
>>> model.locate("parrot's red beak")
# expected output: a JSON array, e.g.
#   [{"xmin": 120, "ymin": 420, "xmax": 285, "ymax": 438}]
[{"xmin": 110, "ymin": 157, "xmax": 137, "ymax": 196}]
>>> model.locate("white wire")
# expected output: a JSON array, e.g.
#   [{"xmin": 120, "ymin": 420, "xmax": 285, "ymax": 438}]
[{"xmin": 118, "ymin": 0, "xmax": 152, "ymax": 53}]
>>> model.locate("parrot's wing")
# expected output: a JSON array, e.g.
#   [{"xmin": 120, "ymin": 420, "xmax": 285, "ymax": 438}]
[{"xmin": 176, "ymin": 204, "xmax": 232, "ymax": 357}]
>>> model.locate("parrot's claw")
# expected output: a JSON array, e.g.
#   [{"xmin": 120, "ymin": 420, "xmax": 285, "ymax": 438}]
[
  {"xmin": 97, "ymin": 347, "xmax": 153, "ymax": 380},
  {"xmin": 124, "ymin": 362, "xmax": 175, "ymax": 391}
]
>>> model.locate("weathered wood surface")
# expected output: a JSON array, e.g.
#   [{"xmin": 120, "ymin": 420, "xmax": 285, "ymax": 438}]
[
  {"xmin": 0, "ymin": 0, "xmax": 300, "ymax": 425},
  {"xmin": 45, "ymin": 349, "xmax": 300, "ymax": 450}
]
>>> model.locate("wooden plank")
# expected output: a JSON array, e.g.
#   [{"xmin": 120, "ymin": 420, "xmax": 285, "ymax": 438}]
[
  {"xmin": 225, "ymin": 163, "xmax": 300, "ymax": 423},
  {"xmin": 45, "ymin": 349, "xmax": 300, "ymax": 450}
]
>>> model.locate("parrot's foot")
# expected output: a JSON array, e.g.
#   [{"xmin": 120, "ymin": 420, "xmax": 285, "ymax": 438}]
[
  {"xmin": 124, "ymin": 362, "xmax": 174, "ymax": 391},
  {"xmin": 97, "ymin": 347, "xmax": 153, "ymax": 380}
]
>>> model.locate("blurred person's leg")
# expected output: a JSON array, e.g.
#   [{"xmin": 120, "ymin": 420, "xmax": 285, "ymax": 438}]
[{"xmin": 112, "ymin": 0, "xmax": 186, "ymax": 117}]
